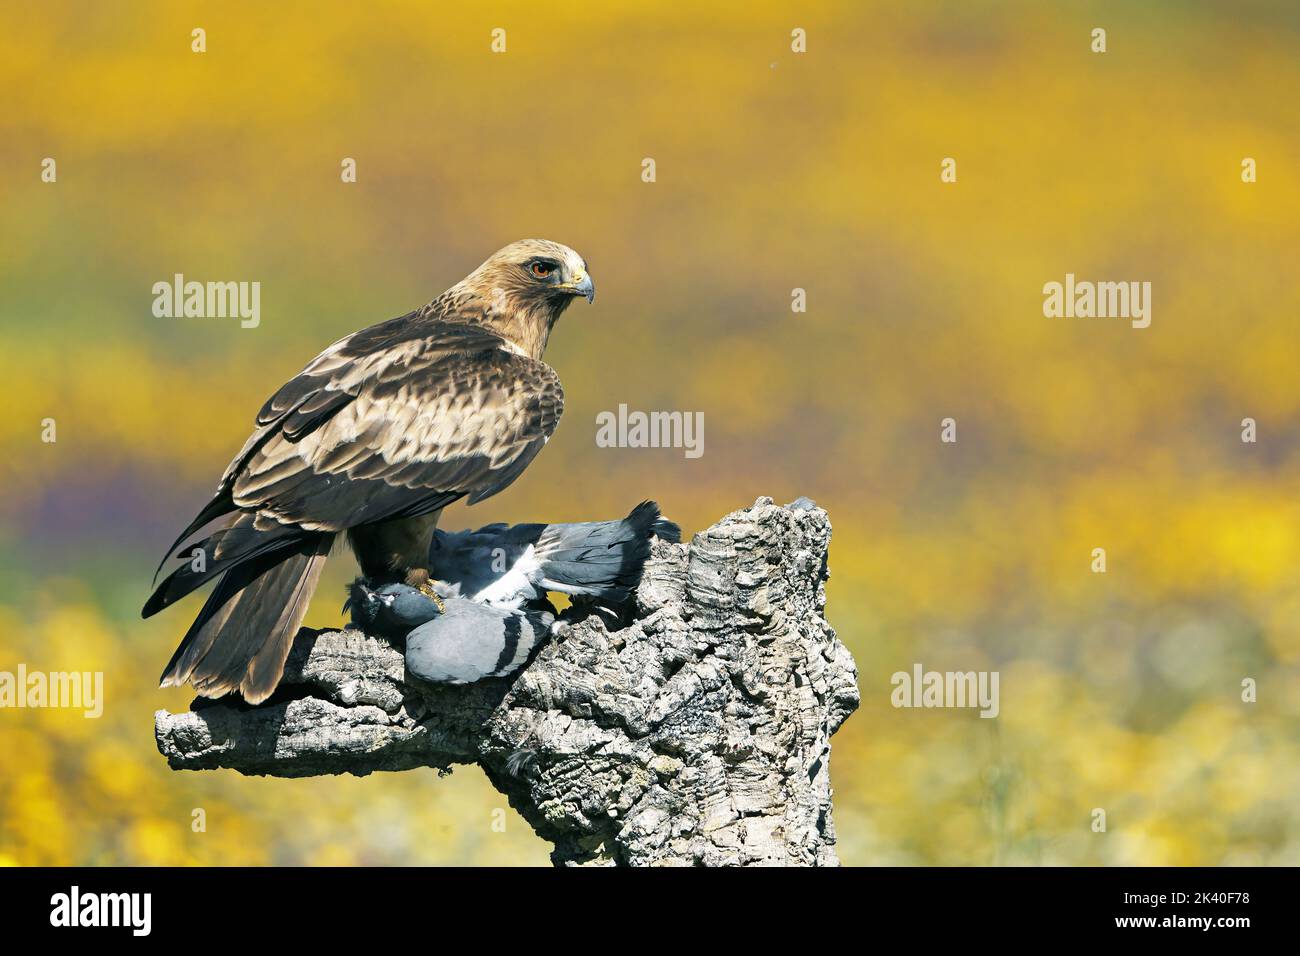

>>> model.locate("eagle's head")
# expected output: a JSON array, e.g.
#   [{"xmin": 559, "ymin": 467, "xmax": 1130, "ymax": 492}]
[
  {"xmin": 487, "ymin": 238, "xmax": 592, "ymax": 299},
  {"xmin": 453, "ymin": 239, "xmax": 594, "ymax": 357},
  {"xmin": 468, "ymin": 239, "xmax": 593, "ymax": 305}
]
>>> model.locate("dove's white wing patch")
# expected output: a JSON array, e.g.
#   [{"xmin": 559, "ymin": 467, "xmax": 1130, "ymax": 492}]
[{"xmin": 467, "ymin": 544, "xmax": 542, "ymax": 609}]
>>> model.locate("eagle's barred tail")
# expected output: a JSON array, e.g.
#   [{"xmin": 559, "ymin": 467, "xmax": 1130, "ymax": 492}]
[{"xmin": 159, "ymin": 532, "xmax": 333, "ymax": 704}]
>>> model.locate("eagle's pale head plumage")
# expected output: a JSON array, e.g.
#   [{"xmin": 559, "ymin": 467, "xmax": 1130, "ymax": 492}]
[{"xmin": 452, "ymin": 239, "xmax": 594, "ymax": 358}]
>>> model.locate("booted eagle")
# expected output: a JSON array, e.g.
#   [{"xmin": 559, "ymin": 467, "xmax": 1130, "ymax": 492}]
[{"xmin": 143, "ymin": 239, "xmax": 594, "ymax": 703}]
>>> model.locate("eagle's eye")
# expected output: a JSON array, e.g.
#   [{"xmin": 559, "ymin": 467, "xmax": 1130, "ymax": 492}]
[{"xmin": 530, "ymin": 261, "xmax": 553, "ymax": 279}]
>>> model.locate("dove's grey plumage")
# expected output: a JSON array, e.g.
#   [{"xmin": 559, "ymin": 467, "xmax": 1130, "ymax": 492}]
[
  {"xmin": 428, "ymin": 500, "xmax": 679, "ymax": 610},
  {"xmin": 404, "ymin": 600, "xmax": 554, "ymax": 685},
  {"xmin": 347, "ymin": 580, "xmax": 552, "ymax": 684},
  {"xmin": 345, "ymin": 502, "xmax": 678, "ymax": 685}
]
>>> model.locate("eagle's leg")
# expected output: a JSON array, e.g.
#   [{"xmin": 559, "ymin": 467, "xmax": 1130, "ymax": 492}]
[
  {"xmin": 404, "ymin": 567, "xmax": 447, "ymax": 614},
  {"xmin": 347, "ymin": 511, "xmax": 447, "ymax": 612}
]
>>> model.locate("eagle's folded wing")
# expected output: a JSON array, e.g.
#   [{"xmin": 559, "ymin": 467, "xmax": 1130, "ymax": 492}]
[{"xmin": 147, "ymin": 319, "xmax": 563, "ymax": 610}]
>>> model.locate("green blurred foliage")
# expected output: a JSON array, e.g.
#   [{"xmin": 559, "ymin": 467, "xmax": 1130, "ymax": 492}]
[{"xmin": 1, "ymin": 1, "xmax": 1298, "ymax": 865}]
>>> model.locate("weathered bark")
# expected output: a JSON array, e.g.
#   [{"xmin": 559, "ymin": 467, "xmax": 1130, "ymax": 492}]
[{"xmin": 154, "ymin": 496, "xmax": 860, "ymax": 866}]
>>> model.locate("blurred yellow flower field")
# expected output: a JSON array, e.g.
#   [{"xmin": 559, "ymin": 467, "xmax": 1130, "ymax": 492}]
[{"xmin": 1, "ymin": 1, "xmax": 1297, "ymax": 865}]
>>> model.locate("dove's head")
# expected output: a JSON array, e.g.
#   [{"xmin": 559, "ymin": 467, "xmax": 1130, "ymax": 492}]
[{"xmin": 345, "ymin": 580, "xmax": 443, "ymax": 638}]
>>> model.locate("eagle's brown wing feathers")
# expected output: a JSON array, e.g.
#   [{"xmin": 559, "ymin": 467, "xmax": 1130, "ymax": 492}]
[
  {"xmin": 146, "ymin": 319, "xmax": 563, "ymax": 702},
  {"xmin": 150, "ymin": 320, "xmax": 562, "ymax": 596},
  {"xmin": 232, "ymin": 322, "xmax": 562, "ymax": 530}
]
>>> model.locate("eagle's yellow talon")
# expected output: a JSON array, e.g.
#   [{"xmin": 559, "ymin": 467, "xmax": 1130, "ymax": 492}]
[{"xmin": 418, "ymin": 582, "xmax": 446, "ymax": 614}]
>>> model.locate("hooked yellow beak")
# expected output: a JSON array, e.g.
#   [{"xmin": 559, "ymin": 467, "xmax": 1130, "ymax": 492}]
[{"xmin": 566, "ymin": 268, "xmax": 595, "ymax": 303}]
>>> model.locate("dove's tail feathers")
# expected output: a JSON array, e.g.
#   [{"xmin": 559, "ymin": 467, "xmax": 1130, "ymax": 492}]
[
  {"xmin": 620, "ymin": 499, "xmax": 680, "ymax": 544},
  {"xmin": 158, "ymin": 532, "xmax": 333, "ymax": 703},
  {"xmin": 648, "ymin": 514, "xmax": 682, "ymax": 544},
  {"xmin": 532, "ymin": 500, "xmax": 676, "ymax": 602}
]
